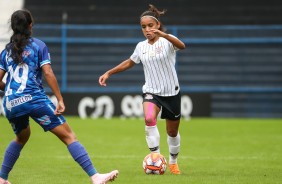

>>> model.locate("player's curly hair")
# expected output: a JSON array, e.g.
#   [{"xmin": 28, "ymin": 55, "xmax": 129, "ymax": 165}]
[
  {"xmin": 140, "ymin": 4, "xmax": 167, "ymax": 32},
  {"xmin": 6, "ymin": 9, "xmax": 33, "ymax": 64}
]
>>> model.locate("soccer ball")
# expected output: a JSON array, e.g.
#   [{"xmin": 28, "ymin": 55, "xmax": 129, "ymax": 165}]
[{"xmin": 143, "ymin": 152, "xmax": 167, "ymax": 175}]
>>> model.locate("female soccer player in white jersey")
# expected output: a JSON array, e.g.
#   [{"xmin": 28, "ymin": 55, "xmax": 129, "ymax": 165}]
[
  {"xmin": 0, "ymin": 10, "xmax": 118, "ymax": 184},
  {"xmin": 99, "ymin": 4, "xmax": 186, "ymax": 174}
]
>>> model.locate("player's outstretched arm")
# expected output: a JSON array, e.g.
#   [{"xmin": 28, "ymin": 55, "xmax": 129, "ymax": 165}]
[
  {"xmin": 42, "ymin": 64, "xmax": 65, "ymax": 115},
  {"xmin": 99, "ymin": 59, "xmax": 135, "ymax": 86}
]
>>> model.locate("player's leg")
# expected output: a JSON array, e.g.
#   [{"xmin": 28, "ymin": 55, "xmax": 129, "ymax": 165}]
[
  {"xmin": 143, "ymin": 100, "xmax": 161, "ymax": 153},
  {"xmin": 50, "ymin": 122, "xmax": 118, "ymax": 183},
  {"xmin": 159, "ymin": 93, "xmax": 181, "ymax": 174},
  {"xmin": 166, "ymin": 119, "xmax": 181, "ymax": 174},
  {"xmin": 49, "ymin": 121, "xmax": 77, "ymax": 145},
  {"xmin": 31, "ymin": 102, "xmax": 118, "ymax": 183},
  {"xmin": 0, "ymin": 115, "xmax": 30, "ymax": 183},
  {"xmin": 50, "ymin": 123, "xmax": 99, "ymax": 175}
]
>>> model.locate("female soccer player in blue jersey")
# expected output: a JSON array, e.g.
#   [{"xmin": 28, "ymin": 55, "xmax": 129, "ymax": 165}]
[
  {"xmin": 0, "ymin": 9, "xmax": 118, "ymax": 184},
  {"xmin": 99, "ymin": 4, "xmax": 185, "ymax": 174}
]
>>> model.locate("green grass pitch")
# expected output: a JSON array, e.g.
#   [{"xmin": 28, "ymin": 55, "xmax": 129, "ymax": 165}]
[{"xmin": 0, "ymin": 116, "xmax": 281, "ymax": 184}]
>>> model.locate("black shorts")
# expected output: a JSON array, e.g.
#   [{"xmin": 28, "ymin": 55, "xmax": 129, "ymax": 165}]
[{"xmin": 142, "ymin": 92, "xmax": 181, "ymax": 120}]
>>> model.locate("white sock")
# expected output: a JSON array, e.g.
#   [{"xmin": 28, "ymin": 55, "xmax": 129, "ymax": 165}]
[
  {"xmin": 145, "ymin": 125, "xmax": 160, "ymax": 153},
  {"xmin": 167, "ymin": 132, "xmax": 180, "ymax": 164}
]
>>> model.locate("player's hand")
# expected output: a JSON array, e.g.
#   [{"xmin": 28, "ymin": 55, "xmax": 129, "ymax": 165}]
[
  {"xmin": 54, "ymin": 100, "xmax": 65, "ymax": 115},
  {"xmin": 99, "ymin": 73, "xmax": 109, "ymax": 86},
  {"xmin": 151, "ymin": 29, "xmax": 166, "ymax": 37}
]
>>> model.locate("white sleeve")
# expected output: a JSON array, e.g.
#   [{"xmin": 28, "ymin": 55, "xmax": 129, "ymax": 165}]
[
  {"xmin": 130, "ymin": 43, "xmax": 141, "ymax": 64},
  {"xmin": 168, "ymin": 34, "xmax": 180, "ymax": 51}
]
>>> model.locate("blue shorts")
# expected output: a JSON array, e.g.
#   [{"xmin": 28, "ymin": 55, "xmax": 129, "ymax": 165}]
[{"xmin": 8, "ymin": 101, "xmax": 66, "ymax": 134}]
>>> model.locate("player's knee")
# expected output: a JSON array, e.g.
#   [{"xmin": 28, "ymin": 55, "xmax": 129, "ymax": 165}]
[
  {"xmin": 56, "ymin": 130, "xmax": 77, "ymax": 145},
  {"xmin": 167, "ymin": 130, "xmax": 178, "ymax": 137},
  {"xmin": 16, "ymin": 127, "xmax": 31, "ymax": 146},
  {"xmin": 15, "ymin": 136, "xmax": 29, "ymax": 146},
  {"xmin": 64, "ymin": 132, "xmax": 77, "ymax": 145},
  {"xmin": 145, "ymin": 115, "xmax": 157, "ymax": 126}
]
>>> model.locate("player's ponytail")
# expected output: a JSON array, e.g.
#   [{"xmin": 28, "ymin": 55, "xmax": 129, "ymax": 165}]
[
  {"xmin": 140, "ymin": 4, "xmax": 167, "ymax": 32},
  {"xmin": 7, "ymin": 9, "xmax": 33, "ymax": 64}
]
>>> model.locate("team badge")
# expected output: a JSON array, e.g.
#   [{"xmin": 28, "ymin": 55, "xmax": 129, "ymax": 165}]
[
  {"xmin": 22, "ymin": 50, "xmax": 31, "ymax": 57},
  {"xmin": 145, "ymin": 94, "xmax": 153, "ymax": 100},
  {"xmin": 155, "ymin": 46, "xmax": 163, "ymax": 54}
]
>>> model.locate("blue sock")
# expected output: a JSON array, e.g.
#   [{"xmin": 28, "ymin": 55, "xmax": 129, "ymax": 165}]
[
  {"xmin": 67, "ymin": 141, "xmax": 97, "ymax": 176},
  {"xmin": 0, "ymin": 141, "xmax": 23, "ymax": 180}
]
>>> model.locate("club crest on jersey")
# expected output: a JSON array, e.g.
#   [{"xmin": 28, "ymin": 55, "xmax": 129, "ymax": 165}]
[
  {"xmin": 155, "ymin": 46, "xmax": 163, "ymax": 54},
  {"xmin": 145, "ymin": 94, "xmax": 153, "ymax": 100},
  {"xmin": 22, "ymin": 50, "xmax": 31, "ymax": 58}
]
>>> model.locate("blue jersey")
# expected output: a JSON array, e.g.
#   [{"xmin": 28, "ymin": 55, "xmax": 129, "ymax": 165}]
[{"xmin": 0, "ymin": 38, "xmax": 51, "ymax": 119}]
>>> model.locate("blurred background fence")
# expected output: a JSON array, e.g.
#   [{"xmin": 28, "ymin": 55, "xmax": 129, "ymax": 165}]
[
  {"xmin": 32, "ymin": 24, "xmax": 282, "ymax": 118},
  {"xmin": 30, "ymin": 24, "xmax": 282, "ymax": 93}
]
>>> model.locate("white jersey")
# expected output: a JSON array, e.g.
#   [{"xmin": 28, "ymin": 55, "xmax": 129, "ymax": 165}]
[{"xmin": 130, "ymin": 35, "xmax": 180, "ymax": 96}]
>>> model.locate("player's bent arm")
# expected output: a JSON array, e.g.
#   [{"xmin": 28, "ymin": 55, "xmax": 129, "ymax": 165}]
[
  {"xmin": 42, "ymin": 64, "xmax": 65, "ymax": 114},
  {"xmin": 151, "ymin": 29, "xmax": 185, "ymax": 50},
  {"xmin": 99, "ymin": 59, "xmax": 135, "ymax": 86},
  {"xmin": 163, "ymin": 34, "xmax": 185, "ymax": 50},
  {"xmin": 42, "ymin": 64, "xmax": 63, "ymax": 101},
  {"xmin": 0, "ymin": 69, "xmax": 6, "ymax": 91}
]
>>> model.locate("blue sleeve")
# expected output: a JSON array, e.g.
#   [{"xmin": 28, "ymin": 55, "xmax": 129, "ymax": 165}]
[
  {"xmin": 39, "ymin": 45, "xmax": 51, "ymax": 67},
  {"xmin": 0, "ymin": 50, "xmax": 7, "ymax": 71},
  {"xmin": 33, "ymin": 38, "xmax": 51, "ymax": 67}
]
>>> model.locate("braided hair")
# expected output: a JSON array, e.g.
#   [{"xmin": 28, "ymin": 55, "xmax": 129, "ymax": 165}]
[{"xmin": 6, "ymin": 9, "xmax": 33, "ymax": 64}]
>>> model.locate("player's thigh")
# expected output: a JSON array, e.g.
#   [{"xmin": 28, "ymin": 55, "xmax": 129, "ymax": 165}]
[
  {"xmin": 30, "ymin": 102, "xmax": 66, "ymax": 132},
  {"xmin": 8, "ymin": 115, "xmax": 31, "ymax": 144},
  {"xmin": 143, "ymin": 93, "xmax": 161, "ymax": 119},
  {"xmin": 143, "ymin": 101, "xmax": 160, "ymax": 118},
  {"xmin": 8, "ymin": 115, "xmax": 30, "ymax": 135}
]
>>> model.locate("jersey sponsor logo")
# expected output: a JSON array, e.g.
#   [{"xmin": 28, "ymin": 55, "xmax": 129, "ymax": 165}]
[{"xmin": 6, "ymin": 94, "xmax": 32, "ymax": 111}]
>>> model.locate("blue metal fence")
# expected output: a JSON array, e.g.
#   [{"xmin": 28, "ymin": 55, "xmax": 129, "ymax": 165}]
[{"xmin": 32, "ymin": 24, "xmax": 282, "ymax": 93}]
